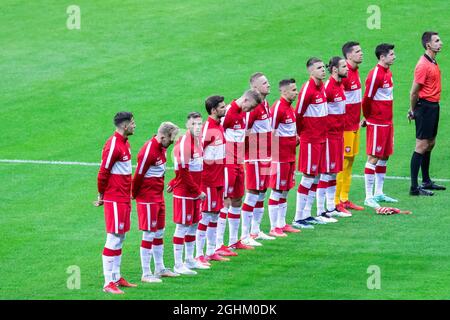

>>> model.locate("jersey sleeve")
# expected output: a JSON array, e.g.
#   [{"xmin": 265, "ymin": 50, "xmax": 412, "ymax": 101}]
[
  {"xmin": 97, "ymin": 137, "xmax": 119, "ymax": 194},
  {"xmin": 131, "ymin": 142, "xmax": 155, "ymax": 199},
  {"xmin": 414, "ymin": 62, "xmax": 427, "ymax": 86}
]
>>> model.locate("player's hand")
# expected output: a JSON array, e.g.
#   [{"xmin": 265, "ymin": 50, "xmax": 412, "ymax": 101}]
[
  {"xmin": 407, "ymin": 110, "xmax": 415, "ymax": 123},
  {"xmin": 166, "ymin": 184, "xmax": 173, "ymax": 193},
  {"xmin": 93, "ymin": 193, "xmax": 104, "ymax": 207},
  {"xmin": 360, "ymin": 119, "xmax": 367, "ymax": 128},
  {"xmin": 296, "ymin": 135, "xmax": 300, "ymax": 146},
  {"xmin": 198, "ymin": 192, "xmax": 206, "ymax": 200}
]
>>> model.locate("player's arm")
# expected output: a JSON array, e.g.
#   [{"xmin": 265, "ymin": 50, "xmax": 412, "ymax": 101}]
[
  {"xmin": 408, "ymin": 82, "xmax": 422, "ymax": 121},
  {"xmin": 96, "ymin": 139, "xmax": 119, "ymax": 206},
  {"xmin": 362, "ymin": 69, "xmax": 379, "ymax": 121},
  {"xmin": 295, "ymin": 84, "xmax": 309, "ymax": 136},
  {"xmin": 131, "ymin": 143, "xmax": 154, "ymax": 199}
]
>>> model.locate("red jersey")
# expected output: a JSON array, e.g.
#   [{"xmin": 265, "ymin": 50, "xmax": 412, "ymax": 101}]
[
  {"xmin": 271, "ymin": 97, "xmax": 297, "ymax": 163},
  {"xmin": 132, "ymin": 136, "xmax": 166, "ymax": 203},
  {"xmin": 342, "ymin": 62, "xmax": 362, "ymax": 131},
  {"xmin": 222, "ymin": 100, "xmax": 246, "ymax": 165},
  {"xmin": 324, "ymin": 76, "xmax": 346, "ymax": 137},
  {"xmin": 245, "ymin": 100, "xmax": 272, "ymax": 161},
  {"xmin": 97, "ymin": 132, "xmax": 132, "ymax": 202},
  {"xmin": 202, "ymin": 116, "xmax": 225, "ymax": 187},
  {"xmin": 362, "ymin": 64, "xmax": 394, "ymax": 125},
  {"xmin": 169, "ymin": 131, "xmax": 203, "ymax": 198},
  {"xmin": 295, "ymin": 78, "xmax": 328, "ymax": 143}
]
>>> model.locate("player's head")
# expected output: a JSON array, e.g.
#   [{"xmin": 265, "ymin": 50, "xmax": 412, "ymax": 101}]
[
  {"xmin": 327, "ymin": 56, "xmax": 348, "ymax": 78},
  {"xmin": 375, "ymin": 43, "xmax": 395, "ymax": 66},
  {"xmin": 279, "ymin": 78, "xmax": 297, "ymax": 103},
  {"xmin": 240, "ymin": 89, "xmax": 262, "ymax": 112},
  {"xmin": 342, "ymin": 41, "xmax": 363, "ymax": 64},
  {"xmin": 306, "ymin": 57, "xmax": 326, "ymax": 81},
  {"xmin": 157, "ymin": 121, "xmax": 179, "ymax": 148},
  {"xmin": 114, "ymin": 111, "xmax": 135, "ymax": 136},
  {"xmin": 186, "ymin": 112, "xmax": 203, "ymax": 137},
  {"xmin": 422, "ymin": 31, "xmax": 442, "ymax": 53},
  {"xmin": 250, "ymin": 72, "xmax": 270, "ymax": 97},
  {"xmin": 205, "ymin": 95, "xmax": 226, "ymax": 119}
]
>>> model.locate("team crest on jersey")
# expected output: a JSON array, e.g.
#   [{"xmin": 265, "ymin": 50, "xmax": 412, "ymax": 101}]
[
  {"xmin": 193, "ymin": 153, "xmax": 200, "ymax": 158},
  {"xmin": 334, "ymin": 97, "xmax": 343, "ymax": 102},
  {"xmin": 281, "ymin": 180, "xmax": 287, "ymax": 186},
  {"xmin": 383, "ymin": 83, "xmax": 390, "ymax": 88},
  {"xmin": 215, "ymin": 139, "xmax": 223, "ymax": 145},
  {"xmin": 345, "ymin": 146, "xmax": 351, "ymax": 153},
  {"xmin": 155, "ymin": 159, "xmax": 163, "ymax": 165},
  {"xmin": 122, "ymin": 155, "xmax": 129, "ymax": 161},
  {"xmin": 233, "ymin": 124, "xmax": 241, "ymax": 129},
  {"xmin": 315, "ymin": 98, "xmax": 323, "ymax": 103},
  {"xmin": 376, "ymin": 146, "xmax": 382, "ymax": 152},
  {"xmin": 119, "ymin": 223, "xmax": 124, "ymax": 230},
  {"xmin": 351, "ymin": 85, "xmax": 358, "ymax": 90},
  {"xmin": 260, "ymin": 114, "xmax": 268, "ymax": 120}
]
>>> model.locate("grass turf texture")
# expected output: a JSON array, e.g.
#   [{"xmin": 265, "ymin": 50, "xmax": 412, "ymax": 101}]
[{"xmin": 1, "ymin": 0, "xmax": 449, "ymax": 299}]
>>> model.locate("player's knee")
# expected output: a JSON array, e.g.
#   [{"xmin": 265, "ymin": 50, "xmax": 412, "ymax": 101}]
[
  {"xmin": 105, "ymin": 233, "xmax": 122, "ymax": 250},
  {"xmin": 187, "ymin": 223, "xmax": 198, "ymax": 235},
  {"xmin": 174, "ymin": 224, "xmax": 189, "ymax": 238},
  {"xmin": 142, "ymin": 231, "xmax": 155, "ymax": 242},
  {"xmin": 155, "ymin": 228, "xmax": 165, "ymax": 238},
  {"xmin": 210, "ymin": 213, "xmax": 219, "ymax": 223}
]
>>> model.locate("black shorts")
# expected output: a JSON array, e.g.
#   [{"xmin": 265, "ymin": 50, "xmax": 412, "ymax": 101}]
[{"xmin": 414, "ymin": 99, "xmax": 440, "ymax": 139}]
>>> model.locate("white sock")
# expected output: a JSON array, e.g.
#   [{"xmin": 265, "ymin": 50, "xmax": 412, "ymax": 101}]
[
  {"xmin": 375, "ymin": 160, "xmax": 387, "ymax": 196},
  {"xmin": 153, "ymin": 228, "xmax": 165, "ymax": 272},
  {"xmin": 251, "ymin": 192, "xmax": 266, "ymax": 234},
  {"xmin": 295, "ymin": 176, "xmax": 315, "ymax": 221},
  {"xmin": 195, "ymin": 213, "xmax": 211, "ymax": 258},
  {"xmin": 111, "ymin": 234, "xmax": 124, "ymax": 282},
  {"xmin": 173, "ymin": 224, "xmax": 188, "ymax": 267},
  {"xmin": 102, "ymin": 254, "xmax": 115, "ymax": 287},
  {"xmin": 215, "ymin": 207, "xmax": 228, "ymax": 249},
  {"xmin": 206, "ymin": 214, "xmax": 218, "ymax": 256},
  {"xmin": 365, "ymin": 162, "xmax": 376, "ymax": 199},
  {"xmin": 228, "ymin": 206, "xmax": 241, "ymax": 246},
  {"xmin": 184, "ymin": 224, "xmax": 197, "ymax": 261},
  {"xmin": 277, "ymin": 193, "xmax": 288, "ymax": 228},
  {"xmin": 269, "ymin": 190, "xmax": 281, "ymax": 229},
  {"xmin": 241, "ymin": 193, "xmax": 258, "ymax": 239},
  {"xmin": 316, "ymin": 174, "xmax": 329, "ymax": 216},
  {"xmin": 326, "ymin": 174, "xmax": 337, "ymax": 211},
  {"xmin": 140, "ymin": 231, "xmax": 154, "ymax": 277}
]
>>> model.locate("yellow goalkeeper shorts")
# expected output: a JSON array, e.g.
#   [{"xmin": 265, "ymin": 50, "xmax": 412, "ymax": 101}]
[{"xmin": 343, "ymin": 130, "xmax": 360, "ymax": 157}]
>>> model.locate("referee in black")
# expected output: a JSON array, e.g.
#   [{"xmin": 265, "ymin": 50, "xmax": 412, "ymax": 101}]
[{"xmin": 408, "ymin": 31, "xmax": 444, "ymax": 196}]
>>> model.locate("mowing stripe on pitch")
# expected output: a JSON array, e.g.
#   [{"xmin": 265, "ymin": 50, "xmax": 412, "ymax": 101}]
[{"xmin": 1, "ymin": 159, "xmax": 449, "ymax": 182}]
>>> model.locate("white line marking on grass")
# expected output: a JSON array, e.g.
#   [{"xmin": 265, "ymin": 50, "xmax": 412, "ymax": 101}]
[{"xmin": 1, "ymin": 159, "xmax": 450, "ymax": 182}]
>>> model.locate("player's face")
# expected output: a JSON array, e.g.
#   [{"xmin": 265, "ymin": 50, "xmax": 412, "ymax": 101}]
[
  {"xmin": 281, "ymin": 83, "xmax": 298, "ymax": 102},
  {"xmin": 160, "ymin": 133, "xmax": 175, "ymax": 148},
  {"xmin": 187, "ymin": 117, "xmax": 203, "ymax": 137},
  {"xmin": 337, "ymin": 59, "xmax": 349, "ymax": 78},
  {"xmin": 310, "ymin": 62, "xmax": 326, "ymax": 80},
  {"xmin": 253, "ymin": 76, "xmax": 270, "ymax": 96},
  {"xmin": 124, "ymin": 118, "xmax": 136, "ymax": 136},
  {"xmin": 213, "ymin": 101, "xmax": 227, "ymax": 118},
  {"xmin": 382, "ymin": 49, "xmax": 396, "ymax": 66},
  {"xmin": 429, "ymin": 35, "xmax": 443, "ymax": 53},
  {"xmin": 241, "ymin": 98, "xmax": 258, "ymax": 112},
  {"xmin": 349, "ymin": 45, "xmax": 363, "ymax": 64}
]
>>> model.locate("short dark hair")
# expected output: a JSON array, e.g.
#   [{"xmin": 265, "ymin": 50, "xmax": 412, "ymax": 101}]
[
  {"xmin": 205, "ymin": 95, "xmax": 225, "ymax": 115},
  {"xmin": 279, "ymin": 78, "xmax": 296, "ymax": 89},
  {"xmin": 342, "ymin": 41, "xmax": 360, "ymax": 59},
  {"xmin": 327, "ymin": 56, "xmax": 344, "ymax": 73},
  {"xmin": 422, "ymin": 31, "xmax": 439, "ymax": 49},
  {"xmin": 114, "ymin": 111, "xmax": 133, "ymax": 126},
  {"xmin": 306, "ymin": 57, "xmax": 322, "ymax": 68},
  {"xmin": 250, "ymin": 72, "xmax": 265, "ymax": 84},
  {"xmin": 187, "ymin": 111, "xmax": 202, "ymax": 120},
  {"xmin": 375, "ymin": 43, "xmax": 395, "ymax": 59}
]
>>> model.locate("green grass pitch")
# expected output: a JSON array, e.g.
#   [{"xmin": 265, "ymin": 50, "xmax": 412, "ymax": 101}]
[{"xmin": 1, "ymin": 0, "xmax": 449, "ymax": 299}]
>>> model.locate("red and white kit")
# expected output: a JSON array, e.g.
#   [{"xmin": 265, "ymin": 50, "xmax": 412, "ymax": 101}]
[
  {"xmin": 295, "ymin": 78, "xmax": 328, "ymax": 175},
  {"xmin": 202, "ymin": 117, "xmax": 226, "ymax": 212},
  {"xmin": 169, "ymin": 131, "xmax": 203, "ymax": 225},
  {"xmin": 132, "ymin": 136, "xmax": 167, "ymax": 232},
  {"xmin": 97, "ymin": 132, "xmax": 132, "ymax": 234},
  {"xmin": 324, "ymin": 77, "xmax": 346, "ymax": 173},
  {"xmin": 342, "ymin": 62, "xmax": 362, "ymax": 132},
  {"xmin": 222, "ymin": 100, "xmax": 246, "ymax": 198},
  {"xmin": 362, "ymin": 64, "xmax": 394, "ymax": 157},
  {"xmin": 270, "ymin": 97, "xmax": 297, "ymax": 190},
  {"xmin": 245, "ymin": 100, "xmax": 272, "ymax": 191}
]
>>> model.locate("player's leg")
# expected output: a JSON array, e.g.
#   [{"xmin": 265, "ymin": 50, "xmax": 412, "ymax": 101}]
[
  {"xmin": 278, "ymin": 190, "xmax": 300, "ymax": 233},
  {"xmin": 316, "ymin": 174, "xmax": 328, "ymax": 217},
  {"xmin": 185, "ymin": 199, "xmax": 210, "ymax": 269},
  {"xmin": 173, "ymin": 223, "xmax": 196, "ymax": 275},
  {"xmin": 373, "ymin": 126, "xmax": 397, "ymax": 203},
  {"xmin": 364, "ymin": 124, "xmax": 381, "ymax": 208},
  {"xmin": 268, "ymin": 188, "xmax": 284, "ymax": 236},
  {"xmin": 251, "ymin": 191, "xmax": 274, "ymax": 240},
  {"xmin": 195, "ymin": 206, "xmax": 212, "ymax": 262},
  {"xmin": 102, "ymin": 232, "xmax": 124, "ymax": 293}
]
